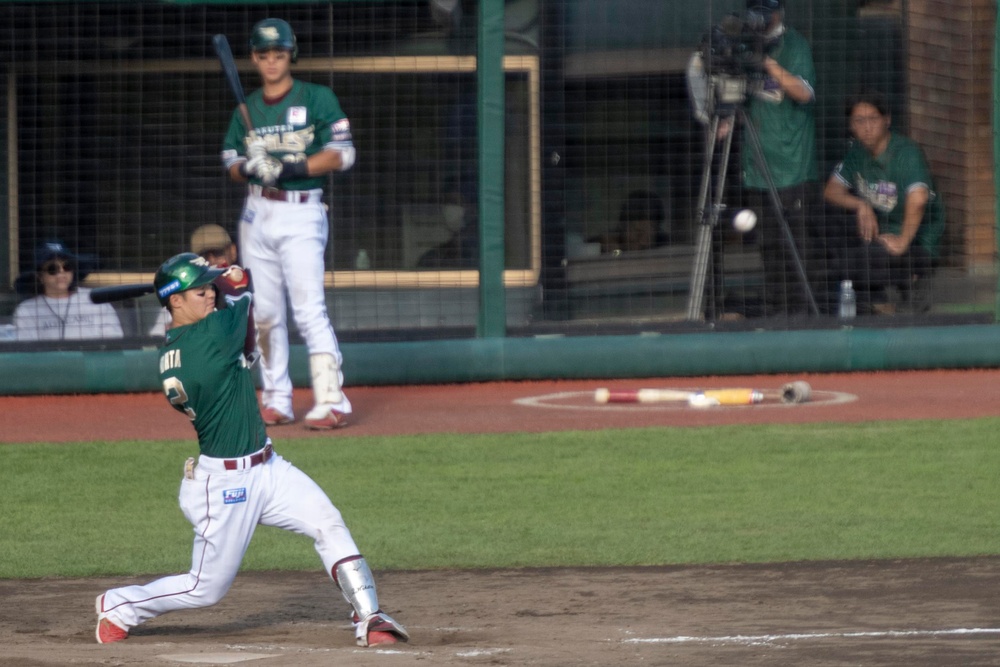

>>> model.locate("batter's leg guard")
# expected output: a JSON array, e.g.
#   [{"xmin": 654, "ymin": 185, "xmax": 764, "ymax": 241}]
[
  {"xmin": 333, "ymin": 555, "xmax": 409, "ymax": 647},
  {"xmin": 307, "ymin": 353, "xmax": 346, "ymax": 407}
]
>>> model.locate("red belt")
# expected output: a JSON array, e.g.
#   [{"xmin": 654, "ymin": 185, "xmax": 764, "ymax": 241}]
[
  {"xmin": 249, "ymin": 184, "xmax": 316, "ymax": 203},
  {"xmin": 224, "ymin": 443, "xmax": 273, "ymax": 471}
]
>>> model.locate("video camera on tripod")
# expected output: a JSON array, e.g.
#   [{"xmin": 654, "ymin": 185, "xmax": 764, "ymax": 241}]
[
  {"xmin": 687, "ymin": 13, "xmax": 768, "ymax": 121},
  {"xmin": 683, "ymin": 0, "xmax": 820, "ymax": 321}
]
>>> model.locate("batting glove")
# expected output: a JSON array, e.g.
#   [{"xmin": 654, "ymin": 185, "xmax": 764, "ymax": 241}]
[
  {"xmin": 251, "ymin": 156, "xmax": 283, "ymax": 186},
  {"xmin": 244, "ymin": 133, "xmax": 269, "ymax": 161}
]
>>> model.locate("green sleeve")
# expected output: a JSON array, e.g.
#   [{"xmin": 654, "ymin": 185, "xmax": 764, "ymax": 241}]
[
  {"xmin": 777, "ymin": 30, "xmax": 816, "ymax": 91},
  {"xmin": 222, "ymin": 108, "xmax": 249, "ymax": 154},
  {"xmin": 311, "ymin": 85, "xmax": 347, "ymax": 147},
  {"xmin": 206, "ymin": 295, "xmax": 251, "ymax": 358},
  {"xmin": 892, "ymin": 138, "xmax": 933, "ymax": 192},
  {"xmin": 833, "ymin": 142, "xmax": 864, "ymax": 188}
]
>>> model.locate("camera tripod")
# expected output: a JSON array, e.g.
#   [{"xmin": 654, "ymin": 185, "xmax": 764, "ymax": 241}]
[{"xmin": 684, "ymin": 104, "xmax": 819, "ymax": 321}]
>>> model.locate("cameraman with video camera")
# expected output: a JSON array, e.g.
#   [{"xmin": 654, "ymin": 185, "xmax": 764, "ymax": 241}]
[{"xmin": 719, "ymin": 0, "xmax": 824, "ymax": 317}]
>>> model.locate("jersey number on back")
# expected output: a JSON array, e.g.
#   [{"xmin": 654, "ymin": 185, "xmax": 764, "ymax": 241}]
[{"xmin": 163, "ymin": 377, "xmax": 196, "ymax": 420}]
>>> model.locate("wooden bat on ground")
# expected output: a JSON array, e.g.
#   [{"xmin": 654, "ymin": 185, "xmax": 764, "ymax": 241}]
[
  {"xmin": 212, "ymin": 33, "xmax": 254, "ymax": 131},
  {"xmin": 89, "ymin": 284, "xmax": 156, "ymax": 304},
  {"xmin": 594, "ymin": 381, "xmax": 812, "ymax": 407}
]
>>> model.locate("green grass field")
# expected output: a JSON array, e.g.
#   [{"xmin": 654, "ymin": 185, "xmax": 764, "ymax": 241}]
[{"xmin": 4, "ymin": 418, "xmax": 999, "ymax": 579}]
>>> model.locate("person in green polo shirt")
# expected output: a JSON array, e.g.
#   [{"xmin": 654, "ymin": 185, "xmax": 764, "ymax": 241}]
[
  {"xmin": 732, "ymin": 0, "xmax": 823, "ymax": 317},
  {"xmin": 824, "ymin": 90, "xmax": 944, "ymax": 314}
]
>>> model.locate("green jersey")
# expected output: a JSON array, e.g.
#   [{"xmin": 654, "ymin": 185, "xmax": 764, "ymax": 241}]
[
  {"xmin": 742, "ymin": 27, "xmax": 818, "ymax": 190},
  {"xmin": 832, "ymin": 132, "xmax": 945, "ymax": 258},
  {"xmin": 158, "ymin": 295, "xmax": 267, "ymax": 458},
  {"xmin": 222, "ymin": 78, "xmax": 352, "ymax": 191}
]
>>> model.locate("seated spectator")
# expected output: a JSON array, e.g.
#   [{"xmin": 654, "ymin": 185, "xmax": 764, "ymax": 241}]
[
  {"xmin": 823, "ymin": 91, "xmax": 945, "ymax": 314},
  {"xmin": 596, "ymin": 190, "xmax": 670, "ymax": 254},
  {"xmin": 148, "ymin": 224, "xmax": 240, "ymax": 337},
  {"xmin": 14, "ymin": 240, "xmax": 124, "ymax": 341},
  {"xmin": 189, "ymin": 223, "xmax": 239, "ymax": 268},
  {"xmin": 416, "ymin": 190, "xmax": 479, "ymax": 269}
]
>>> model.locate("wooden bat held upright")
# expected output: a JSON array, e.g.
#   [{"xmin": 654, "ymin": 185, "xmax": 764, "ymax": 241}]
[{"xmin": 212, "ymin": 33, "xmax": 254, "ymax": 131}]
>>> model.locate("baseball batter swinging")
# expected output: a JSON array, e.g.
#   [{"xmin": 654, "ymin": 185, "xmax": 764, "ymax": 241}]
[
  {"xmin": 221, "ymin": 18, "xmax": 355, "ymax": 429},
  {"xmin": 95, "ymin": 253, "xmax": 408, "ymax": 647}
]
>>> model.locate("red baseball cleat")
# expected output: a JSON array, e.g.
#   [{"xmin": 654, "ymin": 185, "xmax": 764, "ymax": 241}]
[{"xmin": 95, "ymin": 595, "xmax": 129, "ymax": 644}]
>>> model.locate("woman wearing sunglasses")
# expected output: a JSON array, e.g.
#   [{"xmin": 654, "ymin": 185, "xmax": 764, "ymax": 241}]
[{"xmin": 13, "ymin": 240, "xmax": 123, "ymax": 341}]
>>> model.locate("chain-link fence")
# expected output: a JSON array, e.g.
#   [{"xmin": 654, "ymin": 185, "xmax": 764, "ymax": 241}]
[{"xmin": 0, "ymin": 0, "xmax": 995, "ymax": 350}]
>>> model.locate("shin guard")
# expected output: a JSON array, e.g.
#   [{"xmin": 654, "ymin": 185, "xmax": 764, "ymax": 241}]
[{"xmin": 333, "ymin": 556, "xmax": 409, "ymax": 647}]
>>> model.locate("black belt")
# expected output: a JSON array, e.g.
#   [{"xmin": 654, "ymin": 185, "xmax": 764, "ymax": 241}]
[{"xmin": 223, "ymin": 443, "xmax": 273, "ymax": 471}]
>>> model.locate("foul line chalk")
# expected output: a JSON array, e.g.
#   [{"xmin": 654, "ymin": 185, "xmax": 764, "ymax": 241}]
[{"xmin": 623, "ymin": 627, "xmax": 1000, "ymax": 645}]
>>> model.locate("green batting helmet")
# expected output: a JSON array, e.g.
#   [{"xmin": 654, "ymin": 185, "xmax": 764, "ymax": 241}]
[
  {"xmin": 154, "ymin": 252, "xmax": 226, "ymax": 306},
  {"xmin": 250, "ymin": 18, "xmax": 298, "ymax": 63}
]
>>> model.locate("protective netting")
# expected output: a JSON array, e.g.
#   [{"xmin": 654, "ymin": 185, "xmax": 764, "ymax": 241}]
[{"xmin": 0, "ymin": 0, "xmax": 994, "ymax": 347}]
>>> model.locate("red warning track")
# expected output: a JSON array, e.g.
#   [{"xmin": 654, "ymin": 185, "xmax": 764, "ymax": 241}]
[{"xmin": 2, "ymin": 368, "xmax": 999, "ymax": 444}]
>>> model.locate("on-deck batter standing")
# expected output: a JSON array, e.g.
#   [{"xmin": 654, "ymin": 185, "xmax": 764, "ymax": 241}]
[
  {"xmin": 95, "ymin": 252, "xmax": 408, "ymax": 647},
  {"xmin": 221, "ymin": 18, "xmax": 356, "ymax": 429}
]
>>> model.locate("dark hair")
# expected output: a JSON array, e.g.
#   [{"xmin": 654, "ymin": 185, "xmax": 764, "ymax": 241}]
[
  {"xmin": 617, "ymin": 190, "xmax": 669, "ymax": 247},
  {"xmin": 846, "ymin": 90, "xmax": 890, "ymax": 118},
  {"xmin": 747, "ymin": 0, "xmax": 782, "ymax": 10},
  {"xmin": 619, "ymin": 190, "xmax": 665, "ymax": 226}
]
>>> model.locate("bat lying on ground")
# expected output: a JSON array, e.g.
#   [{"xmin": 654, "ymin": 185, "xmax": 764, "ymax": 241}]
[
  {"xmin": 89, "ymin": 284, "xmax": 156, "ymax": 304},
  {"xmin": 594, "ymin": 381, "xmax": 812, "ymax": 407}
]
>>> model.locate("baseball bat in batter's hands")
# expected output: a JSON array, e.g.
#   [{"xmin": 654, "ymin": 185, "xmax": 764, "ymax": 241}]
[
  {"xmin": 212, "ymin": 34, "xmax": 254, "ymax": 131},
  {"xmin": 89, "ymin": 283, "xmax": 155, "ymax": 304}
]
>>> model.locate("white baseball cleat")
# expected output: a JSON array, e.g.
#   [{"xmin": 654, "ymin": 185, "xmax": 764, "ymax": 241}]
[
  {"xmin": 304, "ymin": 405, "xmax": 348, "ymax": 430},
  {"xmin": 353, "ymin": 611, "xmax": 409, "ymax": 647}
]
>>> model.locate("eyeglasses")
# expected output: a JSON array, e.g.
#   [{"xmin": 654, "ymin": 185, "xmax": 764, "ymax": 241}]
[{"xmin": 42, "ymin": 261, "xmax": 73, "ymax": 276}]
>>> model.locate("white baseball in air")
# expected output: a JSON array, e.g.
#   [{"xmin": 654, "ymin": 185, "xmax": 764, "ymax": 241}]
[{"xmin": 733, "ymin": 209, "xmax": 758, "ymax": 232}]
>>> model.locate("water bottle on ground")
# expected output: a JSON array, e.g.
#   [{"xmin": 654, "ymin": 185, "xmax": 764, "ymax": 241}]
[
  {"xmin": 355, "ymin": 249, "xmax": 371, "ymax": 270},
  {"xmin": 838, "ymin": 279, "xmax": 856, "ymax": 320}
]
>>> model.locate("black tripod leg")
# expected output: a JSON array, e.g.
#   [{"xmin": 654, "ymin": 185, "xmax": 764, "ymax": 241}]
[{"xmin": 739, "ymin": 109, "xmax": 819, "ymax": 316}]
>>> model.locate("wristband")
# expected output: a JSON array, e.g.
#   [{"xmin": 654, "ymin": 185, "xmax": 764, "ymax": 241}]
[{"xmin": 277, "ymin": 160, "xmax": 309, "ymax": 182}]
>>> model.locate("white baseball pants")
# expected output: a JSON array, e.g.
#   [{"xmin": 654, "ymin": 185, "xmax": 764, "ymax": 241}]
[
  {"xmin": 239, "ymin": 192, "xmax": 351, "ymax": 416},
  {"xmin": 99, "ymin": 446, "xmax": 360, "ymax": 630}
]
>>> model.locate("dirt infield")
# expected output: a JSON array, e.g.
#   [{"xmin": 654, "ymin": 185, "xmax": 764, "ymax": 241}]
[
  {"xmin": 3, "ymin": 369, "xmax": 1000, "ymax": 665},
  {"xmin": 5, "ymin": 368, "xmax": 1000, "ymax": 443}
]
